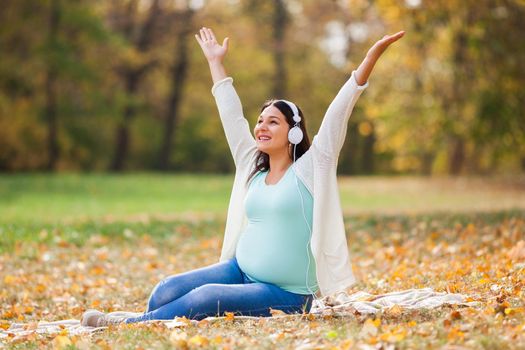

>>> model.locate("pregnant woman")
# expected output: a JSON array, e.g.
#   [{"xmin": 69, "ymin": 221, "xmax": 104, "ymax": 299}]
[{"xmin": 82, "ymin": 26, "xmax": 404, "ymax": 326}]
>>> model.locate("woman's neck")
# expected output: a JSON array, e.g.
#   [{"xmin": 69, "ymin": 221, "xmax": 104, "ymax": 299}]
[{"xmin": 268, "ymin": 150, "xmax": 292, "ymax": 172}]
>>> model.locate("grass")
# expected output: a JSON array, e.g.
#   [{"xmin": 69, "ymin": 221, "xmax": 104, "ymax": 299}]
[
  {"xmin": 0, "ymin": 173, "xmax": 232, "ymax": 224},
  {"xmin": 1, "ymin": 173, "xmax": 524, "ymax": 224},
  {"xmin": 1, "ymin": 173, "xmax": 525, "ymax": 349}
]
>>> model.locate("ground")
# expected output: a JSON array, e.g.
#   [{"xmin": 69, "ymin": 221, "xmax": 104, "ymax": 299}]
[{"xmin": 0, "ymin": 174, "xmax": 524, "ymax": 349}]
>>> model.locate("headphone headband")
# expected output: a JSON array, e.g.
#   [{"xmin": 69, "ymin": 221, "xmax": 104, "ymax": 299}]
[{"xmin": 279, "ymin": 99, "xmax": 301, "ymax": 123}]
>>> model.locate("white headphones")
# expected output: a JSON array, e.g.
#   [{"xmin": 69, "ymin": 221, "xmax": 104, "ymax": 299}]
[{"xmin": 279, "ymin": 100, "xmax": 303, "ymax": 145}]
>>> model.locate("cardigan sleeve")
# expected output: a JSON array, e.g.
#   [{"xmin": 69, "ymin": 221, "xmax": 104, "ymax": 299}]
[
  {"xmin": 312, "ymin": 70, "xmax": 369, "ymax": 160},
  {"xmin": 211, "ymin": 77, "xmax": 257, "ymax": 167}
]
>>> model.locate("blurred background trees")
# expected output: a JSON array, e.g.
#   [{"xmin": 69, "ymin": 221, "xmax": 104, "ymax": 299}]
[{"xmin": 0, "ymin": 0, "xmax": 523, "ymax": 174}]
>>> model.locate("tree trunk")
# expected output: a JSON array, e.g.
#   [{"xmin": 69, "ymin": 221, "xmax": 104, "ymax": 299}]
[
  {"xmin": 447, "ymin": 11, "xmax": 474, "ymax": 175},
  {"xmin": 111, "ymin": 71, "xmax": 141, "ymax": 171},
  {"xmin": 420, "ymin": 152, "xmax": 435, "ymax": 176},
  {"xmin": 157, "ymin": 8, "xmax": 194, "ymax": 170},
  {"xmin": 339, "ymin": 122, "xmax": 359, "ymax": 175},
  {"xmin": 45, "ymin": 0, "xmax": 60, "ymax": 171},
  {"xmin": 361, "ymin": 121, "xmax": 375, "ymax": 174},
  {"xmin": 272, "ymin": 0, "xmax": 288, "ymax": 98},
  {"xmin": 109, "ymin": 0, "xmax": 160, "ymax": 171},
  {"xmin": 449, "ymin": 137, "xmax": 465, "ymax": 175}
]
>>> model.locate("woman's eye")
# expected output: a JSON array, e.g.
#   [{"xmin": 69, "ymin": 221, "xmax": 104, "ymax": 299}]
[{"xmin": 271, "ymin": 121, "xmax": 277, "ymax": 124}]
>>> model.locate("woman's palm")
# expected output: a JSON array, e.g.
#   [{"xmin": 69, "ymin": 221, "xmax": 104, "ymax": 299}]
[{"xmin": 195, "ymin": 27, "xmax": 229, "ymax": 62}]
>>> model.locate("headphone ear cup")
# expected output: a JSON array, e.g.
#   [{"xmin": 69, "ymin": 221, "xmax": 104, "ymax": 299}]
[{"xmin": 288, "ymin": 126, "xmax": 303, "ymax": 145}]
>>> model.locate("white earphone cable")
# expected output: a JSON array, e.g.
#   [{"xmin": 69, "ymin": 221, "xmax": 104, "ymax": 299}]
[{"xmin": 292, "ymin": 143, "xmax": 319, "ymax": 306}]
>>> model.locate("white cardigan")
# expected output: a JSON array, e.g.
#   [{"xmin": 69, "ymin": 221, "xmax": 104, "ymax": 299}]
[{"xmin": 211, "ymin": 71, "xmax": 368, "ymax": 297}]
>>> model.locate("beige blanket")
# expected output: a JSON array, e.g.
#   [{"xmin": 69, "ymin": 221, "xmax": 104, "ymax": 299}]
[{"xmin": 1, "ymin": 288, "xmax": 478, "ymax": 339}]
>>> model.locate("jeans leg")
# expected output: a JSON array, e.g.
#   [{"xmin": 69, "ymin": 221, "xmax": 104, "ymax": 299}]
[
  {"xmin": 126, "ymin": 281, "xmax": 313, "ymax": 322},
  {"xmin": 146, "ymin": 258, "xmax": 244, "ymax": 312}
]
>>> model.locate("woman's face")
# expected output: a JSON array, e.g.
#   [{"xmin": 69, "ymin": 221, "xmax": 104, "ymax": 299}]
[{"xmin": 254, "ymin": 104, "xmax": 290, "ymax": 156}]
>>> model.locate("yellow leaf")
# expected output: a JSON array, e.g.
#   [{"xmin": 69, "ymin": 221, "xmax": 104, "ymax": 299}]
[
  {"xmin": 212, "ymin": 335, "xmax": 223, "ymax": 344},
  {"xmin": 224, "ymin": 311, "xmax": 235, "ymax": 321},
  {"xmin": 505, "ymin": 307, "xmax": 524, "ymax": 315},
  {"xmin": 270, "ymin": 332, "xmax": 286, "ymax": 341},
  {"xmin": 53, "ymin": 335, "xmax": 72, "ymax": 349},
  {"xmin": 386, "ymin": 305, "xmax": 403, "ymax": 317},
  {"xmin": 4, "ymin": 275, "xmax": 17, "ymax": 285},
  {"xmin": 366, "ymin": 336, "xmax": 379, "ymax": 345},
  {"xmin": 339, "ymin": 339, "xmax": 354, "ymax": 350},
  {"xmin": 380, "ymin": 327, "xmax": 407, "ymax": 343},
  {"xmin": 360, "ymin": 318, "xmax": 380, "ymax": 337},
  {"xmin": 188, "ymin": 335, "xmax": 209, "ymax": 346},
  {"xmin": 447, "ymin": 327, "xmax": 465, "ymax": 341},
  {"xmin": 90, "ymin": 266, "xmax": 105, "ymax": 276}
]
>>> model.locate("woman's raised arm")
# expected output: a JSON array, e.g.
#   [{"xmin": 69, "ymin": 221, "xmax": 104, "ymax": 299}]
[
  {"xmin": 313, "ymin": 31, "xmax": 405, "ymax": 159},
  {"xmin": 195, "ymin": 27, "xmax": 257, "ymax": 168},
  {"xmin": 195, "ymin": 27, "xmax": 230, "ymax": 84}
]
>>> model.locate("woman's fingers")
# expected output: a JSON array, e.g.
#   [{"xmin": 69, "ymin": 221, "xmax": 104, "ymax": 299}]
[
  {"xmin": 195, "ymin": 33, "xmax": 203, "ymax": 45},
  {"xmin": 389, "ymin": 31, "xmax": 405, "ymax": 42},
  {"xmin": 384, "ymin": 31, "xmax": 405, "ymax": 45},
  {"xmin": 204, "ymin": 27, "xmax": 214, "ymax": 42},
  {"xmin": 200, "ymin": 28, "xmax": 208, "ymax": 41},
  {"xmin": 376, "ymin": 30, "xmax": 405, "ymax": 50},
  {"xmin": 196, "ymin": 27, "xmax": 220, "ymax": 44},
  {"xmin": 208, "ymin": 28, "xmax": 218, "ymax": 42},
  {"xmin": 199, "ymin": 28, "xmax": 206, "ymax": 41}
]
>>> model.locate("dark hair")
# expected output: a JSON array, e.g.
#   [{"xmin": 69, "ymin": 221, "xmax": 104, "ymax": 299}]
[{"xmin": 247, "ymin": 99, "xmax": 311, "ymax": 184}]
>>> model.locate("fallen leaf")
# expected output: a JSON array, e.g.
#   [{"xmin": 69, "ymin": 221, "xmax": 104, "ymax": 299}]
[
  {"xmin": 52, "ymin": 335, "xmax": 72, "ymax": 349},
  {"xmin": 269, "ymin": 308, "xmax": 287, "ymax": 317},
  {"xmin": 188, "ymin": 335, "xmax": 209, "ymax": 346}
]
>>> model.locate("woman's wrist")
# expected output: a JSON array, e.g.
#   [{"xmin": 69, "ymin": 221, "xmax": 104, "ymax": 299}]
[
  {"xmin": 208, "ymin": 58, "xmax": 224, "ymax": 66},
  {"xmin": 208, "ymin": 60, "xmax": 228, "ymax": 83}
]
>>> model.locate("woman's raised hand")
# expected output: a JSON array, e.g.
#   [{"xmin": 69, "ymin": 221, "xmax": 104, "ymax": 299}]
[
  {"xmin": 195, "ymin": 27, "xmax": 229, "ymax": 63},
  {"xmin": 366, "ymin": 31, "xmax": 405, "ymax": 60},
  {"xmin": 354, "ymin": 30, "xmax": 405, "ymax": 86}
]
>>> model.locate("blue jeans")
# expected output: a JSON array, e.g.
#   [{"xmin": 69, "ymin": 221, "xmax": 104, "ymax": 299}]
[{"xmin": 125, "ymin": 257, "xmax": 313, "ymax": 322}]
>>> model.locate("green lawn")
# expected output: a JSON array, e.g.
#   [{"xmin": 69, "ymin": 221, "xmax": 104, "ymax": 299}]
[
  {"xmin": 0, "ymin": 173, "xmax": 232, "ymax": 224},
  {"xmin": 2, "ymin": 173, "xmax": 524, "ymax": 224}
]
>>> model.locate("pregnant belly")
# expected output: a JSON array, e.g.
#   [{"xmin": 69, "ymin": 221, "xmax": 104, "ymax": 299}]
[{"xmin": 235, "ymin": 225, "xmax": 310, "ymax": 286}]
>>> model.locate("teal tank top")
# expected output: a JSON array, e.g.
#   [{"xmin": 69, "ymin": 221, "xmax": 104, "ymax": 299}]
[{"xmin": 235, "ymin": 166, "xmax": 319, "ymax": 295}]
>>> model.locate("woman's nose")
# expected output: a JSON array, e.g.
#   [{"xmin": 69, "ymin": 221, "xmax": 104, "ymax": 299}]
[{"xmin": 256, "ymin": 122, "xmax": 267, "ymax": 130}]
